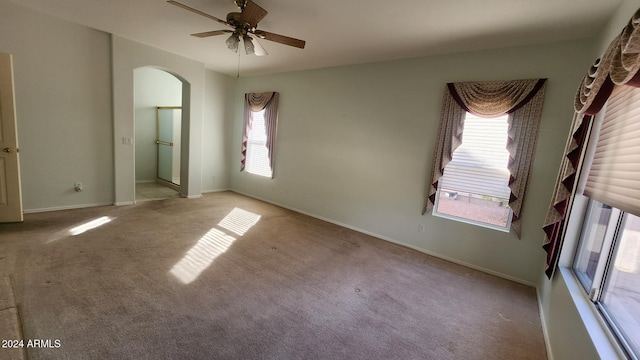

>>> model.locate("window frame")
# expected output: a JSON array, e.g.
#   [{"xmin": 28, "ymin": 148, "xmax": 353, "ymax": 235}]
[
  {"xmin": 564, "ymin": 86, "xmax": 640, "ymax": 360},
  {"xmin": 572, "ymin": 200, "xmax": 621, "ymax": 293},
  {"xmin": 433, "ymin": 192, "xmax": 513, "ymax": 232},
  {"xmin": 572, "ymin": 200, "xmax": 640, "ymax": 360}
]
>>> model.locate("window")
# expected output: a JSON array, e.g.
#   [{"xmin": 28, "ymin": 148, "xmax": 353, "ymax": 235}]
[
  {"xmin": 571, "ymin": 84, "xmax": 640, "ymax": 359},
  {"xmin": 245, "ymin": 109, "xmax": 272, "ymax": 177},
  {"xmin": 424, "ymin": 79, "xmax": 547, "ymax": 236},
  {"xmin": 433, "ymin": 112, "xmax": 512, "ymax": 231},
  {"xmin": 573, "ymin": 200, "xmax": 640, "ymax": 358},
  {"xmin": 573, "ymin": 201, "xmax": 618, "ymax": 291},
  {"xmin": 240, "ymin": 92, "xmax": 279, "ymax": 178}
]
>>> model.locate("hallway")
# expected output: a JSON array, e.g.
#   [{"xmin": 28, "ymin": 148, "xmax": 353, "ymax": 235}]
[{"xmin": 135, "ymin": 182, "xmax": 179, "ymax": 202}]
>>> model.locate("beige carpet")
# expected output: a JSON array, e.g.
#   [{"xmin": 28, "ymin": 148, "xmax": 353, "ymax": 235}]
[
  {"xmin": 0, "ymin": 191, "xmax": 547, "ymax": 359},
  {"xmin": 0, "ymin": 276, "xmax": 25, "ymax": 360}
]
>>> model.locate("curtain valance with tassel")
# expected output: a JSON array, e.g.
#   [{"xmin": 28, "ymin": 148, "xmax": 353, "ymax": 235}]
[{"xmin": 424, "ymin": 79, "xmax": 547, "ymax": 236}]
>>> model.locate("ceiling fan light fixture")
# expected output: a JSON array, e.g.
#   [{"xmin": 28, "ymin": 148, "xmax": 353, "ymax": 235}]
[
  {"xmin": 243, "ymin": 35, "xmax": 255, "ymax": 55},
  {"xmin": 226, "ymin": 33, "xmax": 240, "ymax": 52},
  {"xmin": 168, "ymin": 0, "xmax": 306, "ymax": 55}
]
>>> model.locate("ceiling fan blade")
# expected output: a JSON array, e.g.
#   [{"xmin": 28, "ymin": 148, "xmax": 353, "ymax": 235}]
[
  {"xmin": 253, "ymin": 30, "xmax": 305, "ymax": 49},
  {"xmin": 240, "ymin": 0, "xmax": 268, "ymax": 28},
  {"xmin": 167, "ymin": 1, "xmax": 230, "ymax": 28},
  {"xmin": 191, "ymin": 30, "xmax": 232, "ymax": 38},
  {"xmin": 252, "ymin": 37, "xmax": 268, "ymax": 56}
]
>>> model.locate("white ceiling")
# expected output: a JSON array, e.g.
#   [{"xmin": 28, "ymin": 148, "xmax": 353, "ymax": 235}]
[{"xmin": 9, "ymin": 0, "xmax": 622, "ymax": 77}]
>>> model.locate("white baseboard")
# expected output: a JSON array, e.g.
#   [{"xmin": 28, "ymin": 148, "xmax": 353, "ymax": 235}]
[
  {"xmin": 26, "ymin": 191, "xmax": 223, "ymax": 213},
  {"xmin": 202, "ymin": 188, "xmax": 231, "ymax": 194},
  {"xmin": 114, "ymin": 201, "xmax": 135, "ymax": 206},
  {"xmin": 230, "ymin": 189, "xmax": 536, "ymax": 288},
  {"xmin": 537, "ymin": 289, "xmax": 554, "ymax": 360},
  {"xmin": 24, "ymin": 202, "xmax": 114, "ymax": 214}
]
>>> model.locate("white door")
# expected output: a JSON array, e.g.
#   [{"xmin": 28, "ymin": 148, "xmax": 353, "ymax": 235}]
[{"xmin": 0, "ymin": 53, "xmax": 23, "ymax": 222}]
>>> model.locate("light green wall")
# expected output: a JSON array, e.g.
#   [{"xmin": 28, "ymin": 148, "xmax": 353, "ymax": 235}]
[
  {"xmin": 0, "ymin": 2, "xmax": 233, "ymax": 210},
  {"xmin": 231, "ymin": 39, "xmax": 594, "ymax": 285},
  {"xmin": 0, "ymin": 1, "xmax": 113, "ymax": 212},
  {"xmin": 202, "ymin": 70, "xmax": 235, "ymax": 193}
]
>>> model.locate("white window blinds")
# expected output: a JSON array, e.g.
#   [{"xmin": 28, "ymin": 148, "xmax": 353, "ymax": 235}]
[
  {"xmin": 246, "ymin": 109, "xmax": 273, "ymax": 178},
  {"xmin": 584, "ymin": 85, "xmax": 640, "ymax": 217},
  {"xmin": 440, "ymin": 113, "xmax": 511, "ymax": 199}
]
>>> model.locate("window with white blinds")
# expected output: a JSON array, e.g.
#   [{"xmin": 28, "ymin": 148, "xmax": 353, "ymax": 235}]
[
  {"xmin": 584, "ymin": 85, "xmax": 640, "ymax": 217},
  {"xmin": 434, "ymin": 112, "xmax": 512, "ymax": 230},
  {"xmin": 440, "ymin": 113, "xmax": 511, "ymax": 199},
  {"xmin": 245, "ymin": 109, "xmax": 272, "ymax": 178}
]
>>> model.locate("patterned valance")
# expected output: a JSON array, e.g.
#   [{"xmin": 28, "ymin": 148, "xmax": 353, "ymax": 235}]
[
  {"xmin": 575, "ymin": 8, "xmax": 640, "ymax": 115},
  {"xmin": 449, "ymin": 79, "xmax": 546, "ymax": 117}
]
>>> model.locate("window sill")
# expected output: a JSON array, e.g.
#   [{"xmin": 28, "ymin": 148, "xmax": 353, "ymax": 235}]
[
  {"xmin": 558, "ymin": 267, "xmax": 631, "ymax": 360},
  {"xmin": 432, "ymin": 211, "xmax": 510, "ymax": 233}
]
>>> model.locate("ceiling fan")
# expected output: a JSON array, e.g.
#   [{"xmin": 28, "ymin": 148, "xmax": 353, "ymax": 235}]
[{"xmin": 167, "ymin": 0, "xmax": 306, "ymax": 56}]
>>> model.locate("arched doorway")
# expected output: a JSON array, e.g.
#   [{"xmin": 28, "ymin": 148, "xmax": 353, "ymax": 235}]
[
  {"xmin": 112, "ymin": 36, "xmax": 205, "ymax": 206},
  {"xmin": 133, "ymin": 67, "xmax": 186, "ymax": 201}
]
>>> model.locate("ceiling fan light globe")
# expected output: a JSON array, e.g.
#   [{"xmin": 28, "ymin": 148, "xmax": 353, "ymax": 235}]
[
  {"xmin": 243, "ymin": 35, "xmax": 255, "ymax": 55},
  {"xmin": 226, "ymin": 34, "xmax": 240, "ymax": 52}
]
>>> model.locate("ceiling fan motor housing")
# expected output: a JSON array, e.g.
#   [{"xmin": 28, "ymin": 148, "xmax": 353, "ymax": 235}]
[{"xmin": 226, "ymin": 12, "xmax": 242, "ymax": 26}]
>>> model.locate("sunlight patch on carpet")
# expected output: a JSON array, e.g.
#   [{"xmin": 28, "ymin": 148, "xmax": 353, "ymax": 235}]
[
  {"xmin": 170, "ymin": 207, "xmax": 261, "ymax": 284},
  {"xmin": 69, "ymin": 216, "xmax": 113, "ymax": 236},
  {"xmin": 170, "ymin": 228, "xmax": 236, "ymax": 284},
  {"xmin": 218, "ymin": 207, "xmax": 261, "ymax": 236}
]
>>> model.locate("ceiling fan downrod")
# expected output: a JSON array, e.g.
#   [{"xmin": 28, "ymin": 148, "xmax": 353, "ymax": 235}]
[{"xmin": 234, "ymin": 0, "xmax": 248, "ymax": 10}]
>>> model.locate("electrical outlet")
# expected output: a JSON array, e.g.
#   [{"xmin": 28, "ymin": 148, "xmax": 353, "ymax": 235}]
[
  {"xmin": 74, "ymin": 182, "xmax": 83, "ymax": 192},
  {"xmin": 418, "ymin": 224, "xmax": 425, "ymax": 233}
]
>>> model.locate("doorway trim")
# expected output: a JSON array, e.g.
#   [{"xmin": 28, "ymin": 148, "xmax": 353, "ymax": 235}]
[
  {"xmin": 155, "ymin": 105, "xmax": 182, "ymax": 190},
  {"xmin": 0, "ymin": 52, "xmax": 23, "ymax": 222}
]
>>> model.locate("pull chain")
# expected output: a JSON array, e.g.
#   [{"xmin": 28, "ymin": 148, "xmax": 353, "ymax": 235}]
[{"xmin": 236, "ymin": 50, "xmax": 241, "ymax": 78}]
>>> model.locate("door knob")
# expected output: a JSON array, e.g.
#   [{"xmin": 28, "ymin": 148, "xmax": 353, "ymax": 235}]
[{"xmin": 3, "ymin": 147, "xmax": 12, "ymax": 153}]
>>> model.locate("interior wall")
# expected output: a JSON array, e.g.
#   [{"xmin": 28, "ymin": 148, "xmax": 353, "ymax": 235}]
[
  {"xmin": 202, "ymin": 69, "xmax": 235, "ymax": 193},
  {"xmin": 0, "ymin": 1, "xmax": 113, "ymax": 212},
  {"xmin": 0, "ymin": 2, "xmax": 233, "ymax": 210},
  {"xmin": 134, "ymin": 67, "xmax": 182, "ymax": 182},
  {"xmin": 231, "ymin": 39, "xmax": 594, "ymax": 286}
]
